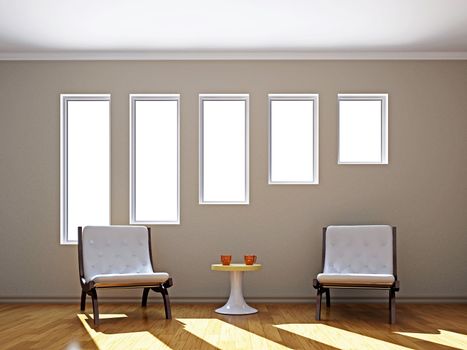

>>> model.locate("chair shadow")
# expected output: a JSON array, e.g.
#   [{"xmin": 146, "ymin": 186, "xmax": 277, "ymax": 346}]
[
  {"xmin": 279, "ymin": 303, "xmax": 467, "ymax": 350},
  {"xmin": 78, "ymin": 306, "xmax": 219, "ymax": 350}
]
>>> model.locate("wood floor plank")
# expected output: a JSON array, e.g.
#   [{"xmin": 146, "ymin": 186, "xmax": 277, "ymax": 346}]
[{"xmin": 0, "ymin": 303, "xmax": 466, "ymax": 349}]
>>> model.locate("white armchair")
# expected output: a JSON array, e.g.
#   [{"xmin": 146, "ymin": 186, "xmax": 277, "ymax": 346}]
[
  {"xmin": 78, "ymin": 226, "xmax": 173, "ymax": 325},
  {"xmin": 313, "ymin": 225, "xmax": 399, "ymax": 323}
]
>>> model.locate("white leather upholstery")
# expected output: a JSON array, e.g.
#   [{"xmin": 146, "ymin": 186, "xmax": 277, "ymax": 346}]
[
  {"xmin": 82, "ymin": 226, "xmax": 168, "ymax": 285},
  {"xmin": 317, "ymin": 273, "xmax": 395, "ymax": 286},
  {"xmin": 323, "ymin": 225, "xmax": 394, "ymax": 275},
  {"xmin": 92, "ymin": 272, "xmax": 170, "ymax": 287}
]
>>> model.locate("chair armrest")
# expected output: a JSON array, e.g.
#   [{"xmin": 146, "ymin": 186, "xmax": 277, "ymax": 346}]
[
  {"xmin": 81, "ymin": 280, "xmax": 96, "ymax": 292},
  {"xmin": 163, "ymin": 277, "xmax": 173, "ymax": 289}
]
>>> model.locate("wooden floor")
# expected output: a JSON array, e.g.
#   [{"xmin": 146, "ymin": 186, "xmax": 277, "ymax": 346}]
[{"xmin": 0, "ymin": 303, "xmax": 466, "ymax": 350}]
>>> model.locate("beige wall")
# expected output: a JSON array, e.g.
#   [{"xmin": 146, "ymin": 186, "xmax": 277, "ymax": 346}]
[{"xmin": 0, "ymin": 60, "xmax": 466, "ymax": 303}]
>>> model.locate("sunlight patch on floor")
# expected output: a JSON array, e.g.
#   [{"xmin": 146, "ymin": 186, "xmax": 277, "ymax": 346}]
[
  {"xmin": 275, "ymin": 323, "xmax": 413, "ymax": 350},
  {"xmin": 177, "ymin": 318, "xmax": 292, "ymax": 350},
  {"xmin": 87, "ymin": 314, "xmax": 128, "ymax": 320},
  {"xmin": 77, "ymin": 314, "xmax": 172, "ymax": 350},
  {"xmin": 396, "ymin": 329, "xmax": 467, "ymax": 350}
]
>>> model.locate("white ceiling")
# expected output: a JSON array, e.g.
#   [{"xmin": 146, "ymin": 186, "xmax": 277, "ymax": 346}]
[{"xmin": 1, "ymin": 0, "xmax": 467, "ymax": 60}]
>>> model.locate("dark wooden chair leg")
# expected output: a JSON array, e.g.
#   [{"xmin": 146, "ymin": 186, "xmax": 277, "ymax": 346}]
[
  {"xmin": 389, "ymin": 289, "xmax": 396, "ymax": 324},
  {"xmin": 161, "ymin": 287, "xmax": 172, "ymax": 319},
  {"xmin": 80, "ymin": 290, "xmax": 86, "ymax": 311},
  {"xmin": 325, "ymin": 288, "xmax": 331, "ymax": 307},
  {"xmin": 142, "ymin": 288, "xmax": 150, "ymax": 307},
  {"xmin": 90, "ymin": 289, "xmax": 100, "ymax": 326},
  {"xmin": 389, "ymin": 290, "xmax": 392, "ymax": 311},
  {"xmin": 315, "ymin": 289, "xmax": 323, "ymax": 321}
]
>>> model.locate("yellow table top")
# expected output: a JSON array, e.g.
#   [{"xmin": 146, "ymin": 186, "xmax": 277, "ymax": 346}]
[{"xmin": 211, "ymin": 263, "xmax": 262, "ymax": 272}]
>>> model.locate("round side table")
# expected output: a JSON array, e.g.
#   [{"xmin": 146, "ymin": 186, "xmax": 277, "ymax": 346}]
[{"xmin": 211, "ymin": 263, "xmax": 262, "ymax": 315}]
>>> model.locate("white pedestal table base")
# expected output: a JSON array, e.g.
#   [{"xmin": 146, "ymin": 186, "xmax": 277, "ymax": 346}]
[{"xmin": 215, "ymin": 271, "xmax": 257, "ymax": 315}]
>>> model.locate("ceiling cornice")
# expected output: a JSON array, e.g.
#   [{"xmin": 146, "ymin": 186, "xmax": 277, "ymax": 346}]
[{"xmin": 1, "ymin": 51, "xmax": 467, "ymax": 61}]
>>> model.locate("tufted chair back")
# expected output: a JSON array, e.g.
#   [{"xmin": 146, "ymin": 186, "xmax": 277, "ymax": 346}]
[
  {"xmin": 81, "ymin": 226, "xmax": 154, "ymax": 281},
  {"xmin": 323, "ymin": 225, "xmax": 394, "ymax": 275}
]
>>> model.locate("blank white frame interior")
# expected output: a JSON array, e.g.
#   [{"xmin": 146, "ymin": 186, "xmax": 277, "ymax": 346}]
[
  {"xmin": 269, "ymin": 94, "xmax": 319, "ymax": 184},
  {"xmin": 199, "ymin": 94, "xmax": 249, "ymax": 204},
  {"xmin": 338, "ymin": 93, "xmax": 388, "ymax": 164},
  {"xmin": 130, "ymin": 94, "xmax": 180, "ymax": 224},
  {"xmin": 60, "ymin": 94, "xmax": 111, "ymax": 244}
]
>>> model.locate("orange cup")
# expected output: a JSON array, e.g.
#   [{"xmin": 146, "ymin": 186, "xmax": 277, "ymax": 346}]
[
  {"xmin": 244, "ymin": 255, "xmax": 257, "ymax": 265},
  {"xmin": 221, "ymin": 255, "xmax": 232, "ymax": 265}
]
